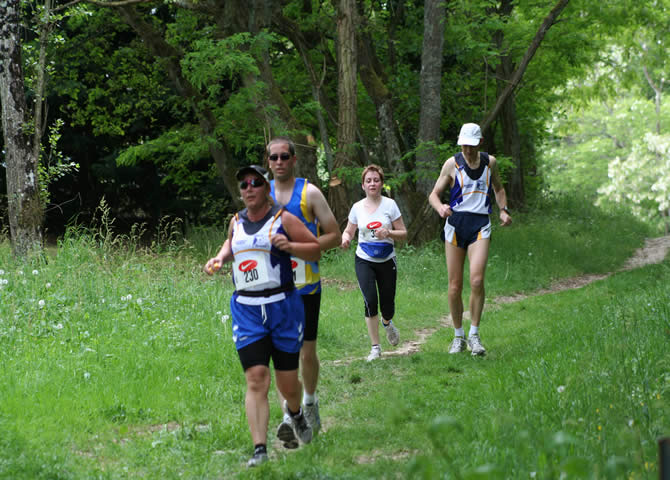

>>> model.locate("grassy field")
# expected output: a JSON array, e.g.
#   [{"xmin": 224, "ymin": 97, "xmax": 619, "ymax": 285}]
[{"xmin": 0, "ymin": 197, "xmax": 668, "ymax": 479}]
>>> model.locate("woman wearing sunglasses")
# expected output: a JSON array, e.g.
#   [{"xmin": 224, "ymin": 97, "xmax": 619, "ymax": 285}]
[{"xmin": 204, "ymin": 165, "xmax": 321, "ymax": 467}]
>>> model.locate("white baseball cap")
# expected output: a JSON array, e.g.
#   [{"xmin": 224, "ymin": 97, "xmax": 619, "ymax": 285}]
[{"xmin": 457, "ymin": 123, "xmax": 482, "ymax": 146}]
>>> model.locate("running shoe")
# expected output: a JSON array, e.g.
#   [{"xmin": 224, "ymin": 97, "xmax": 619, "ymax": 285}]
[
  {"xmin": 448, "ymin": 336, "xmax": 467, "ymax": 354},
  {"xmin": 467, "ymin": 333, "xmax": 486, "ymax": 356},
  {"xmin": 384, "ymin": 321, "xmax": 400, "ymax": 346},
  {"xmin": 303, "ymin": 400, "xmax": 321, "ymax": 436},
  {"xmin": 367, "ymin": 344, "xmax": 382, "ymax": 362},
  {"xmin": 247, "ymin": 452, "xmax": 268, "ymax": 467},
  {"xmin": 284, "ymin": 401, "xmax": 313, "ymax": 444},
  {"xmin": 276, "ymin": 414, "xmax": 299, "ymax": 449}
]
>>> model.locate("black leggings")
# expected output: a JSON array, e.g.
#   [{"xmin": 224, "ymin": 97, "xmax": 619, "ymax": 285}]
[{"xmin": 354, "ymin": 255, "xmax": 397, "ymax": 320}]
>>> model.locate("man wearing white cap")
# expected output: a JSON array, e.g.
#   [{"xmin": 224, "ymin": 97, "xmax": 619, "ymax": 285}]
[{"xmin": 428, "ymin": 123, "xmax": 512, "ymax": 356}]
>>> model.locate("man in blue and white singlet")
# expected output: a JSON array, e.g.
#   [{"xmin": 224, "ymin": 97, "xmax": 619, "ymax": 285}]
[
  {"xmin": 204, "ymin": 165, "xmax": 321, "ymax": 467},
  {"xmin": 341, "ymin": 164, "xmax": 407, "ymax": 362},
  {"xmin": 428, "ymin": 123, "xmax": 512, "ymax": 356},
  {"xmin": 266, "ymin": 137, "xmax": 341, "ymax": 446}
]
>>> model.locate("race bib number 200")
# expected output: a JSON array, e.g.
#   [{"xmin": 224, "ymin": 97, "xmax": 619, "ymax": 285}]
[{"xmin": 233, "ymin": 259, "xmax": 270, "ymax": 289}]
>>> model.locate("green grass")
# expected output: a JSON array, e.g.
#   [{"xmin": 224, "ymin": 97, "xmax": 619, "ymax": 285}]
[{"xmin": 0, "ymin": 196, "xmax": 667, "ymax": 479}]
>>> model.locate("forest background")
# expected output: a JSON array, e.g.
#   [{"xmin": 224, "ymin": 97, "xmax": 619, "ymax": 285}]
[{"xmin": 1, "ymin": 0, "xmax": 668, "ymax": 252}]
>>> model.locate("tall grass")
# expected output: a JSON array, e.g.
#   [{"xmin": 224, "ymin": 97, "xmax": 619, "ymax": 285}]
[{"xmin": 0, "ymin": 195, "xmax": 666, "ymax": 479}]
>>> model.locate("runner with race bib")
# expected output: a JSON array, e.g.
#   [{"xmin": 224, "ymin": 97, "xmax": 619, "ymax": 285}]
[{"xmin": 341, "ymin": 164, "xmax": 407, "ymax": 361}]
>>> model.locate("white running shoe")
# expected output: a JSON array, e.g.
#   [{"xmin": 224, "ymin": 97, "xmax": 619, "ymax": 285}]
[
  {"xmin": 467, "ymin": 334, "xmax": 486, "ymax": 356},
  {"xmin": 384, "ymin": 321, "xmax": 400, "ymax": 346},
  {"xmin": 367, "ymin": 345, "xmax": 382, "ymax": 362},
  {"xmin": 303, "ymin": 401, "xmax": 321, "ymax": 436},
  {"xmin": 448, "ymin": 336, "xmax": 467, "ymax": 354}
]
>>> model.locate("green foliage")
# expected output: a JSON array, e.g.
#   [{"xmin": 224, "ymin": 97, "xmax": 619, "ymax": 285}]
[
  {"xmin": 597, "ymin": 133, "xmax": 670, "ymax": 230},
  {"xmin": 37, "ymin": 118, "xmax": 79, "ymax": 205}
]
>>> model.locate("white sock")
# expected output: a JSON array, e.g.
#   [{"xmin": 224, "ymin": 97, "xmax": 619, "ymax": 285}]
[
  {"xmin": 303, "ymin": 391, "xmax": 316, "ymax": 405},
  {"xmin": 454, "ymin": 327, "xmax": 465, "ymax": 337},
  {"xmin": 469, "ymin": 325, "xmax": 479, "ymax": 336}
]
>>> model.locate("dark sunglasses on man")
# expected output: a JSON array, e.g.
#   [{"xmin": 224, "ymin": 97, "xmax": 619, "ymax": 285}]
[
  {"xmin": 268, "ymin": 153, "xmax": 292, "ymax": 162},
  {"xmin": 239, "ymin": 178, "xmax": 265, "ymax": 190}
]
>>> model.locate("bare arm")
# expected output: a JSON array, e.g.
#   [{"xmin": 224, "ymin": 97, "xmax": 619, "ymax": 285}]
[
  {"xmin": 272, "ymin": 211, "xmax": 321, "ymax": 262},
  {"xmin": 340, "ymin": 221, "xmax": 358, "ymax": 249},
  {"xmin": 306, "ymin": 184, "xmax": 342, "ymax": 251},
  {"xmin": 204, "ymin": 217, "xmax": 235, "ymax": 274},
  {"xmin": 428, "ymin": 157, "xmax": 455, "ymax": 218},
  {"xmin": 489, "ymin": 156, "xmax": 512, "ymax": 226}
]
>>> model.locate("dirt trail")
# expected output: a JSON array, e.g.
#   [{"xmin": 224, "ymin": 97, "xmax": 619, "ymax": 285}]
[{"xmin": 326, "ymin": 235, "xmax": 670, "ymax": 366}]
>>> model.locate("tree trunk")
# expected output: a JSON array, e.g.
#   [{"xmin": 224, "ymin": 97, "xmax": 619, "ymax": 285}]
[
  {"xmin": 493, "ymin": 0, "xmax": 524, "ymax": 207},
  {"xmin": 1, "ymin": 0, "xmax": 44, "ymax": 257},
  {"xmin": 330, "ymin": 0, "xmax": 358, "ymax": 225},
  {"xmin": 480, "ymin": 0, "xmax": 570, "ymax": 133},
  {"xmin": 416, "ymin": 0, "xmax": 446, "ymax": 196},
  {"xmin": 355, "ymin": 3, "xmax": 414, "ymax": 224}
]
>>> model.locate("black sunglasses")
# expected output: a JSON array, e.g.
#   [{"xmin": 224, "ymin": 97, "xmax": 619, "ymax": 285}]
[
  {"xmin": 268, "ymin": 153, "xmax": 292, "ymax": 162},
  {"xmin": 239, "ymin": 178, "xmax": 265, "ymax": 190}
]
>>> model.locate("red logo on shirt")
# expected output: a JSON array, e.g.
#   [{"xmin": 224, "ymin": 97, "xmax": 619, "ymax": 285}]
[
  {"xmin": 367, "ymin": 221, "xmax": 382, "ymax": 230},
  {"xmin": 291, "ymin": 260, "xmax": 298, "ymax": 269},
  {"xmin": 239, "ymin": 260, "xmax": 258, "ymax": 272}
]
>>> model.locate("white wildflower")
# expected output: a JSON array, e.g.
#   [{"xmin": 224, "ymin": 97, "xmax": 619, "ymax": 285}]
[
  {"xmin": 221, "ymin": 314, "xmax": 230, "ymax": 323},
  {"xmin": 38, "ymin": 299, "xmax": 45, "ymax": 308},
  {"xmin": 83, "ymin": 372, "xmax": 91, "ymax": 380},
  {"xmin": 32, "ymin": 270, "xmax": 39, "ymax": 275},
  {"xmin": 557, "ymin": 385, "xmax": 566, "ymax": 393},
  {"xmin": 54, "ymin": 323, "xmax": 64, "ymax": 330},
  {"xmin": 46, "ymin": 282, "xmax": 51, "ymax": 289},
  {"xmin": 136, "ymin": 298, "xmax": 143, "ymax": 305},
  {"xmin": 0, "ymin": 269, "xmax": 4, "ymax": 275}
]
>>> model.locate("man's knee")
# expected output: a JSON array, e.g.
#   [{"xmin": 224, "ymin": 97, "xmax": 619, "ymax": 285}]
[{"xmin": 470, "ymin": 275, "xmax": 485, "ymax": 292}]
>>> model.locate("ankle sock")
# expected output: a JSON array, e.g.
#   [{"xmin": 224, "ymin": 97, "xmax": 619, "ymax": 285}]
[
  {"xmin": 454, "ymin": 327, "xmax": 465, "ymax": 338},
  {"xmin": 469, "ymin": 325, "xmax": 479, "ymax": 336},
  {"xmin": 303, "ymin": 392, "xmax": 316, "ymax": 405}
]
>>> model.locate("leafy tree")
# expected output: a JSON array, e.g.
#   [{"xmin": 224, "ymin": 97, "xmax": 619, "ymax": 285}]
[{"xmin": 597, "ymin": 133, "xmax": 670, "ymax": 232}]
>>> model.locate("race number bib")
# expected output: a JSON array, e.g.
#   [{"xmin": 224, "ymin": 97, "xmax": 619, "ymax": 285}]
[
  {"xmin": 291, "ymin": 257, "xmax": 306, "ymax": 285},
  {"xmin": 233, "ymin": 258, "xmax": 270, "ymax": 289},
  {"xmin": 362, "ymin": 221, "xmax": 382, "ymax": 241}
]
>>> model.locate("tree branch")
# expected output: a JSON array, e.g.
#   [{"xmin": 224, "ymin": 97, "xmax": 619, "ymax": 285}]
[{"xmin": 480, "ymin": 0, "xmax": 570, "ymax": 132}]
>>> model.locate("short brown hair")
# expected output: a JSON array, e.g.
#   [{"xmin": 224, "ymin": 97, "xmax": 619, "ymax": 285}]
[
  {"xmin": 361, "ymin": 164, "xmax": 384, "ymax": 184},
  {"xmin": 266, "ymin": 137, "xmax": 296, "ymax": 157}
]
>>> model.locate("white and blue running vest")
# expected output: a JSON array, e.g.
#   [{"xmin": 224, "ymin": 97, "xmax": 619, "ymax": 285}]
[
  {"xmin": 231, "ymin": 205, "xmax": 294, "ymax": 303},
  {"xmin": 449, "ymin": 152, "xmax": 493, "ymax": 215}
]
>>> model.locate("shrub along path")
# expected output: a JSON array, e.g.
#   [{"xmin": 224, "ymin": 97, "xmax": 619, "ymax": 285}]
[{"xmin": 326, "ymin": 235, "xmax": 670, "ymax": 365}]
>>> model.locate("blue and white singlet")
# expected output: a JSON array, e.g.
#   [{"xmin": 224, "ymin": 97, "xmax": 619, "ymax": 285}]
[
  {"xmin": 449, "ymin": 152, "xmax": 493, "ymax": 215},
  {"xmin": 231, "ymin": 205, "xmax": 294, "ymax": 305}
]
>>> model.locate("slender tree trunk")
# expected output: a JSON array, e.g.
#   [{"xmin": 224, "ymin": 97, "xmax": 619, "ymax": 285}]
[
  {"xmin": 416, "ymin": 0, "xmax": 446, "ymax": 195},
  {"xmin": 1, "ymin": 0, "xmax": 44, "ymax": 257},
  {"xmin": 480, "ymin": 0, "xmax": 570, "ymax": 132},
  {"xmin": 493, "ymin": 0, "xmax": 524, "ymax": 207},
  {"xmin": 355, "ymin": 4, "xmax": 414, "ymax": 224},
  {"xmin": 329, "ymin": 0, "xmax": 358, "ymax": 225}
]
